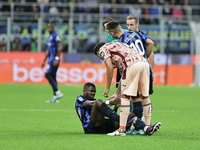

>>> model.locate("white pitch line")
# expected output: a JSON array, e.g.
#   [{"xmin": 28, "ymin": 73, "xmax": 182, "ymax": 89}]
[
  {"xmin": 0, "ymin": 109, "xmax": 74, "ymax": 112},
  {"xmin": 0, "ymin": 109, "xmax": 199, "ymax": 113}
]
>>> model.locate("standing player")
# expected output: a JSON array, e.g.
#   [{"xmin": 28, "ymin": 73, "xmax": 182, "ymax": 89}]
[
  {"xmin": 93, "ymin": 42, "xmax": 161, "ymax": 136},
  {"xmin": 106, "ymin": 21, "xmax": 154, "ymax": 127},
  {"xmin": 41, "ymin": 22, "xmax": 63, "ymax": 103}
]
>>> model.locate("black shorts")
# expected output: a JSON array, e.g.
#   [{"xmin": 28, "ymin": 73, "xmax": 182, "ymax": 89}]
[
  {"xmin": 86, "ymin": 119, "xmax": 117, "ymax": 134},
  {"xmin": 116, "ymin": 68, "xmax": 154, "ymax": 95},
  {"xmin": 46, "ymin": 64, "xmax": 59, "ymax": 76}
]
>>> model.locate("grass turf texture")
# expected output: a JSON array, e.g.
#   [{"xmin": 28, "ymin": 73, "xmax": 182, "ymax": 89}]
[{"xmin": 0, "ymin": 84, "xmax": 199, "ymax": 150}]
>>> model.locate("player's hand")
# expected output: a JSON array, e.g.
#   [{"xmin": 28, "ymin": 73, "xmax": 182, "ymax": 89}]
[
  {"xmin": 109, "ymin": 97, "xmax": 121, "ymax": 107},
  {"xmin": 53, "ymin": 60, "xmax": 59, "ymax": 67},
  {"xmin": 103, "ymin": 88, "xmax": 110, "ymax": 97},
  {"xmin": 41, "ymin": 61, "xmax": 45, "ymax": 68},
  {"xmin": 108, "ymin": 93, "xmax": 118, "ymax": 100}
]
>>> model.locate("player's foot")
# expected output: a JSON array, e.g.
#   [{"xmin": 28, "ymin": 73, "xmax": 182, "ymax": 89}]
[
  {"xmin": 107, "ymin": 128, "xmax": 126, "ymax": 136},
  {"xmin": 126, "ymin": 129, "xmax": 144, "ymax": 135},
  {"xmin": 55, "ymin": 90, "xmax": 63, "ymax": 99},
  {"xmin": 46, "ymin": 96, "xmax": 59, "ymax": 103},
  {"xmin": 145, "ymin": 122, "xmax": 161, "ymax": 136},
  {"xmin": 126, "ymin": 116, "xmax": 137, "ymax": 130}
]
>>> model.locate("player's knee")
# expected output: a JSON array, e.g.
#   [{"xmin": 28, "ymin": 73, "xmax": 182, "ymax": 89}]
[
  {"xmin": 140, "ymin": 94, "xmax": 148, "ymax": 99},
  {"xmin": 95, "ymin": 99, "xmax": 104, "ymax": 107}
]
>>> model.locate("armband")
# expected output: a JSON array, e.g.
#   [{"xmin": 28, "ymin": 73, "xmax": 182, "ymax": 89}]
[
  {"xmin": 105, "ymin": 101, "xmax": 110, "ymax": 105},
  {"xmin": 55, "ymin": 56, "xmax": 60, "ymax": 60}
]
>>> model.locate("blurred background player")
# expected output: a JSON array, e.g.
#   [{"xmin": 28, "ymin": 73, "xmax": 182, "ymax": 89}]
[{"xmin": 41, "ymin": 21, "xmax": 63, "ymax": 103}]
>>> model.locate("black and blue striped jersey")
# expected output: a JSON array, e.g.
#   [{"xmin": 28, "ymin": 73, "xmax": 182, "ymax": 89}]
[
  {"xmin": 75, "ymin": 95, "xmax": 96, "ymax": 133},
  {"xmin": 119, "ymin": 31, "xmax": 153, "ymax": 74}
]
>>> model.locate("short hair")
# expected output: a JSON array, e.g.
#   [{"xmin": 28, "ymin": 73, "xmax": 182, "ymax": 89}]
[
  {"xmin": 126, "ymin": 15, "xmax": 139, "ymax": 24},
  {"xmin": 93, "ymin": 42, "xmax": 106, "ymax": 55},
  {"xmin": 106, "ymin": 21, "xmax": 121, "ymax": 33},
  {"xmin": 84, "ymin": 82, "xmax": 95, "ymax": 89},
  {"xmin": 102, "ymin": 17, "xmax": 115, "ymax": 28},
  {"xmin": 49, "ymin": 21, "xmax": 56, "ymax": 26}
]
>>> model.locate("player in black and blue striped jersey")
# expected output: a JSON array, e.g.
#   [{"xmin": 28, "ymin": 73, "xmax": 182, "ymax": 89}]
[
  {"xmin": 75, "ymin": 82, "xmax": 152, "ymax": 134},
  {"xmin": 41, "ymin": 22, "xmax": 63, "ymax": 103},
  {"xmin": 106, "ymin": 21, "xmax": 154, "ymax": 130}
]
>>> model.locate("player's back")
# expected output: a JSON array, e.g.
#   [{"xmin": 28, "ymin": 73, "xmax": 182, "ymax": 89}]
[
  {"xmin": 47, "ymin": 31, "xmax": 61, "ymax": 64},
  {"xmin": 119, "ymin": 31, "xmax": 146, "ymax": 57},
  {"xmin": 100, "ymin": 42, "xmax": 147, "ymax": 70},
  {"xmin": 75, "ymin": 95, "xmax": 94, "ymax": 133}
]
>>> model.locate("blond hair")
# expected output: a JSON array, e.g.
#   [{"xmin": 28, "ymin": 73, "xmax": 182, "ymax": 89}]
[{"xmin": 126, "ymin": 15, "xmax": 139, "ymax": 24}]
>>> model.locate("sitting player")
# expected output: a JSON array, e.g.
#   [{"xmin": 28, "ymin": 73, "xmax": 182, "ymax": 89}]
[{"xmin": 75, "ymin": 82, "xmax": 161, "ymax": 136}]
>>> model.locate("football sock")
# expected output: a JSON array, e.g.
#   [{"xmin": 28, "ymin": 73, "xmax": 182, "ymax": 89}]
[
  {"xmin": 120, "ymin": 98, "xmax": 130, "ymax": 127},
  {"xmin": 99, "ymin": 103, "xmax": 119, "ymax": 122},
  {"xmin": 134, "ymin": 118, "xmax": 146, "ymax": 131},
  {"xmin": 45, "ymin": 73, "xmax": 58, "ymax": 95},
  {"xmin": 142, "ymin": 97, "xmax": 152, "ymax": 126},
  {"xmin": 132, "ymin": 101, "xmax": 143, "ymax": 119}
]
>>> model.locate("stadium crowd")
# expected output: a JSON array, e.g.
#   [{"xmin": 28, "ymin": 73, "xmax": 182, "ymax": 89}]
[{"xmin": 0, "ymin": 0, "xmax": 199, "ymax": 52}]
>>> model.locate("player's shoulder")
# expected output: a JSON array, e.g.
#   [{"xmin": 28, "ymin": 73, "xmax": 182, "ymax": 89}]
[
  {"xmin": 107, "ymin": 34, "xmax": 118, "ymax": 42},
  {"xmin": 77, "ymin": 95, "xmax": 86, "ymax": 102},
  {"xmin": 122, "ymin": 28, "xmax": 128, "ymax": 32},
  {"xmin": 139, "ymin": 30, "xmax": 149, "ymax": 37}
]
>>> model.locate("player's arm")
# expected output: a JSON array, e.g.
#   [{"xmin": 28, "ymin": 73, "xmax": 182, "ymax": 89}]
[
  {"xmin": 83, "ymin": 99, "xmax": 98, "ymax": 107},
  {"xmin": 145, "ymin": 38, "xmax": 154, "ymax": 70},
  {"xmin": 53, "ymin": 42, "xmax": 63, "ymax": 67},
  {"xmin": 103, "ymin": 57, "xmax": 113, "ymax": 97},
  {"xmin": 41, "ymin": 49, "xmax": 49, "ymax": 68}
]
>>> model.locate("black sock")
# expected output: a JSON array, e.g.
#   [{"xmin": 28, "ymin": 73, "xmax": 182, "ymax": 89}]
[
  {"xmin": 99, "ymin": 103, "xmax": 119, "ymax": 122},
  {"xmin": 134, "ymin": 118, "xmax": 146, "ymax": 131},
  {"xmin": 132, "ymin": 101, "xmax": 143, "ymax": 119},
  {"xmin": 45, "ymin": 73, "xmax": 58, "ymax": 95}
]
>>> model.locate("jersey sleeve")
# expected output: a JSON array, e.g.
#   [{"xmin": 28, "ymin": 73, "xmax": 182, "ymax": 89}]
[
  {"xmin": 139, "ymin": 31, "xmax": 148, "ymax": 43},
  {"xmin": 76, "ymin": 95, "xmax": 88, "ymax": 106},
  {"xmin": 99, "ymin": 45, "xmax": 111, "ymax": 62},
  {"xmin": 55, "ymin": 34, "xmax": 61, "ymax": 43}
]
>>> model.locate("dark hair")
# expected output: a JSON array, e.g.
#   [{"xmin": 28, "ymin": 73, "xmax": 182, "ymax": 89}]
[
  {"xmin": 84, "ymin": 82, "xmax": 95, "ymax": 89},
  {"xmin": 102, "ymin": 17, "xmax": 115, "ymax": 28},
  {"xmin": 49, "ymin": 21, "xmax": 56, "ymax": 26},
  {"xmin": 107, "ymin": 21, "xmax": 120, "ymax": 32},
  {"xmin": 93, "ymin": 42, "xmax": 106, "ymax": 55}
]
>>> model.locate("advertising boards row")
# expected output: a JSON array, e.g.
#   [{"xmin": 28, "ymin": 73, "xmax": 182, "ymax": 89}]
[{"xmin": 0, "ymin": 52, "xmax": 194, "ymax": 85}]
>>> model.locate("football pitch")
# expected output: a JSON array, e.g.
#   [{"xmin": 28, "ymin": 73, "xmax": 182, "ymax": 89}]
[{"xmin": 0, "ymin": 84, "xmax": 199, "ymax": 150}]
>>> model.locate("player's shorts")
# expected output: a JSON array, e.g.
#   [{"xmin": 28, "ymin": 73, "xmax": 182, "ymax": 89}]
[
  {"xmin": 86, "ymin": 119, "xmax": 116, "ymax": 134},
  {"xmin": 121, "ymin": 62, "xmax": 149, "ymax": 97},
  {"xmin": 116, "ymin": 66, "xmax": 153, "ymax": 95},
  {"xmin": 45, "ymin": 64, "xmax": 59, "ymax": 75}
]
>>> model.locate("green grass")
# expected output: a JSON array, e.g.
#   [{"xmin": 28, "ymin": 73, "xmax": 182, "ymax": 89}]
[{"xmin": 0, "ymin": 84, "xmax": 200, "ymax": 150}]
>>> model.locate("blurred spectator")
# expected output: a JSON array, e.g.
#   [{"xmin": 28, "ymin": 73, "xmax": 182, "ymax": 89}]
[
  {"xmin": 149, "ymin": 0, "xmax": 159, "ymax": 24},
  {"xmin": 90, "ymin": 4, "xmax": 99, "ymax": 23},
  {"xmin": 141, "ymin": 8, "xmax": 151, "ymax": 24},
  {"xmin": 172, "ymin": 5, "xmax": 184, "ymax": 21},
  {"xmin": 31, "ymin": 4, "xmax": 40, "ymax": 23},
  {"xmin": 11, "ymin": 37, "xmax": 22, "ymax": 51},
  {"xmin": 37, "ymin": 0, "xmax": 49, "ymax": 20},
  {"xmin": 14, "ymin": 0, "xmax": 28, "ymax": 22},
  {"xmin": 49, "ymin": 2, "xmax": 63, "ymax": 23},
  {"xmin": 129, "ymin": 5, "xmax": 142, "ymax": 18},
  {"xmin": 0, "ymin": 42, "xmax": 6, "ymax": 51},
  {"xmin": 86, "ymin": 27, "xmax": 98, "ymax": 52},
  {"xmin": 30, "ymin": 38, "xmax": 38, "ymax": 52},
  {"xmin": 162, "ymin": 1, "xmax": 172, "ymax": 16},
  {"xmin": 60, "ymin": 5, "xmax": 70, "ymax": 23}
]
